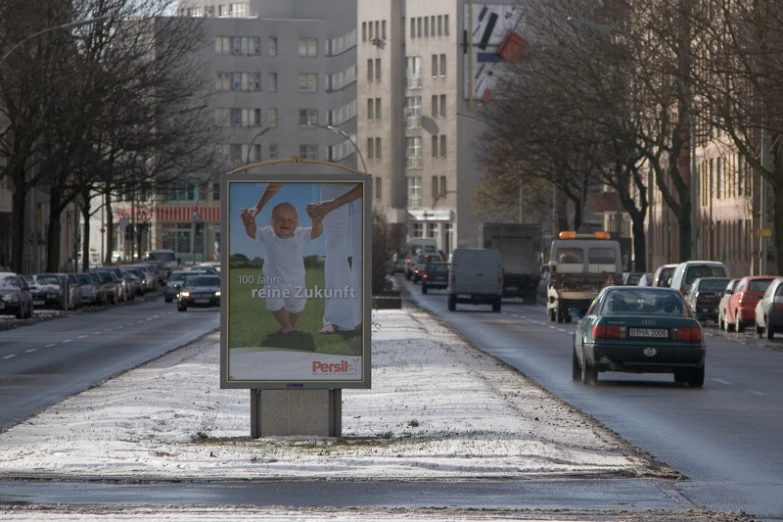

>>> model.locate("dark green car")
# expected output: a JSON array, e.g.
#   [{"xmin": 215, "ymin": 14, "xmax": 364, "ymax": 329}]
[{"xmin": 573, "ymin": 286, "xmax": 706, "ymax": 387}]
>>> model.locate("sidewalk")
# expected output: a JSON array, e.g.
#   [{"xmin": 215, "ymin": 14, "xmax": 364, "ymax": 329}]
[{"xmin": 0, "ymin": 308, "xmax": 751, "ymax": 521}]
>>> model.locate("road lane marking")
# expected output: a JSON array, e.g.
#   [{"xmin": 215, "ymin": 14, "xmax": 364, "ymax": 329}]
[
  {"xmin": 25, "ymin": 348, "xmax": 37, "ymax": 353},
  {"xmin": 745, "ymin": 389, "xmax": 768, "ymax": 396},
  {"xmin": 78, "ymin": 335, "xmax": 88, "ymax": 339},
  {"xmin": 45, "ymin": 344, "xmax": 56, "ymax": 348},
  {"xmin": 93, "ymin": 332, "xmax": 101, "ymax": 335},
  {"xmin": 62, "ymin": 339, "xmax": 72, "ymax": 343},
  {"xmin": 558, "ymin": 329, "xmax": 568, "ymax": 333},
  {"xmin": 710, "ymin": 378, "xmax": 732, "ymax": 385},
  {"xmin": 2, "ymin": 354, "xmax": 16, "ymax": 360}
]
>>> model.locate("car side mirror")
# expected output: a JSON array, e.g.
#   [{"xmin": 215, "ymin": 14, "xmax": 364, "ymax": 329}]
[{"xmin": 724, "ymin": 289, "xmax": 733, "ymax": 295}]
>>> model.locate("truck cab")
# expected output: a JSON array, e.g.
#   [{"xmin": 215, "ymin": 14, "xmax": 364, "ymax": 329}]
[{"xmin": 546, "ymin": 231, "xmax": 623, "ymax": 323}]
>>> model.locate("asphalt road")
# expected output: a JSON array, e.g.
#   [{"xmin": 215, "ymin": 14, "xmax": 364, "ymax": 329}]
[
  {"xmin": 0, "ymin": 297, "xmax": 219, "ymax": 431},
  {"xmin": 405, "ymin": 280, "xmax": 783, "ymax": 520}
]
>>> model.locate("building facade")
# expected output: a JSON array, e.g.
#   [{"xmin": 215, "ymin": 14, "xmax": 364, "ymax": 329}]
[
  {"xmin": 105, "ymin": 0, "xmax": 358, "ymax": 263},
  {"xmin": 357, "ymin": 0, "xmax": 520, "ymax": 255}
]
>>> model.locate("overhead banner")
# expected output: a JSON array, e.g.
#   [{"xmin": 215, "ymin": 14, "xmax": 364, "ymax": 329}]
[{"xmin": 220, "ymin": 174, "xmax": 372, "ymax": 389}]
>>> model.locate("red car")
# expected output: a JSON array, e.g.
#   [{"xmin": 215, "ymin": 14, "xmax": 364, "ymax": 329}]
[{"xmin": 725, "ymin": 276, "xmax": 777, "ymax": 332}]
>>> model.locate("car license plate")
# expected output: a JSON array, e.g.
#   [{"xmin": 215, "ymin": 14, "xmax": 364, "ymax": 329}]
[
  {"xmin": 33, "ymin": 300, "xmax": 44, "ymax": 306},
  {"xmin": 629, "ymin": 328, "xmax": 668, "ymax": 338},
  {"xmin": 195, "ymin": 298, "xmax": 210, "ymax": 304}
]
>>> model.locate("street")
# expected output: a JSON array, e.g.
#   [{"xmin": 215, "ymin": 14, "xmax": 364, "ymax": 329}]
[
  {"xmin": 0, "ymin": 298, "xmax": 219, "ymax": 430},
  {"xmin": 405, "ymin": 279, "xmax": 783, "ymax": 519}
]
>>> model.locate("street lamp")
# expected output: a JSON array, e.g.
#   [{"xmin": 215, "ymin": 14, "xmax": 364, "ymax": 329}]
[
  {"xmin": 0, "ymin": 16, "xmax": 111, "ymax": 66},
  {"xmin": 246, "ymin": 127, "xmax": 270, "ymax": 164},
  {"xmin": 307, "ymin": 122, "xmax": 368, "ymax": 174}
]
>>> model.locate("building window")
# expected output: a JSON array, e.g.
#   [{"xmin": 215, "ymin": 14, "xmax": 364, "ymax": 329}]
[
  {"xmin": 298, "ymin": 37, "xmax": 318, "ymax": 57},
  {"xmin": 367, "ymin": 58, "xmax": 373, "ymax": 81},
  {"xmin": 406, "ymin": 56, "xmax": 422, "ymax": 89},
  {"xmin": 412, "ymin": 223, "xmax": 423, "ymax": 238},
  {"xmin": 417, "ymin": 17, "xmax": 422, "ymax": 37},
  {"xmin": 439, "ymin": 54, "xmax": 446, "ymax": 77},
  {"xmin": 215, "ymin": 36, "xmax": 230, "ymax": 54},
  {"xmin": 217, "ymin": 5, "xmax": 228, "ymax": 17},
  {"xmin": 269, "ymin": 143, "xmax": 278, "ymax": 159},
  {"xmin": 369, "ymin": 20, "xmax": 374, "ymax": 40},
  {"xmin": 375, "ymin": 177, "xmax": 382, "ymax": 199},
  {"xmin": 299, "ymin": 144, "xmax": 318, "ymax": 160},
  {"xmin": 299, "ymin": 73, "xmax": 317, "ymax": 92},
  {"xmin": 299, "ymin": 109, "xmax": 318, "ymax": 126},
  {"xmin": 367, "ymin": 98, "xmax": 374, "ymax": 120},
  {"xmin": 162, "ymin": 183, "xmax": 197, "ymax": 201},
  {"xmin": 367, "ymin": 137, "xmax": 374, "ymax": 159},
  {"xmin": 406, "ymin": 137, "xmax": 422, "ymax": 169},
  {"xmin": 443, "ymin": 222, "xmax": 453, "ymax": 253},
  {"xmin": 268, "ymin": 108, "xmax": 277, "ymax": 127},
  {"xmin": 432, "ymin": 135, "xmax": 438, "ymax": 157},
  {"xmin": 432, "ymin": 95, "xmax": 438, "ymax": 116},
  {"xmin": 440, "ymin": 176, "xmax": 447, "ymax": 196},
  {"xmin": 716, "ymin": 157, "xmax": 722, "ymax": 199},
  {"xmin": 428, "ymin": 223, "xmax": 439, "ymax": 240},
  {"xmin": 375, "ymin": 98, "xmax": 381, "ymax": 119},
  {"xmin": 231, "ymin": 36, "xmax": 260, "ymax": 55},
  {"xmin": 268, "ymin": 72, "xmax": 277, "ymax": 92},
  {"xmin": 229, "ymin": 2, "xmax": 246, "ymax": 17},
  {"xmin": 242, "ymin": 143, "xmax": 261, "ymax": 162},
  {"xmin": 440, "ymin": 94, "xmax": 446, "ymax": 116},
  {"xmin": 405, "ymin": 96, "xmax": 421, "ymax": 128},
  {"xmin": 362, "ymin": 22, "xmax": 367, "ymax": 41},
  {"xmin": 431, "ymin": 176, "xmax": 439, "ymax": 196},
  {"xmin": 410, "ymin": 17, "xmax": 415, "ymax": 38},
  {"xmin": 375, "ymin": 137, "xmax": 381, "ymax": 159},
  {"xmin": 268, "ymin": 37, "xmax": 277, "ymax": 56},
  {"xmin": 445, "ymin": 14, "xmax": 449, "ymax": 35},
  {"xmin": 440, "ymin": 135, "xmax": 446, "ymax": 157},
  {"xmin": 215, "ymin": 72, "xmax": 230, "ymax": 90},
  {"xmin": 438, "ymin": 15, "xmax": 443, "ymax": 35},
  {"xmin": 215, "ymin": 108, "xmax": 229, "ymax": 127},
  {"xmin": 212, "ymin": 183, "xmax": 220, "ymax": 201},
  {"xmin": 382, "ymin": 20, "xmax": 387, "ymax": 39},
  {"xmin": 375, "ymin": 58, "xmax": 381, "ymax": 80},
  {"xmin": 408, "ymin": 176, "xmax": 422, "ymax": 209},
  {"xmin": 424, "ymin": 16, "xmax": 429, "ymax": 37}
]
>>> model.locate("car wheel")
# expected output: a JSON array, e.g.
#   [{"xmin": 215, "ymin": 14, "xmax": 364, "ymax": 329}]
[
  {"xmin": 177, "ymin": 304, "xmax": 187, "ymax": 312},
  {"xmin": 580, "ymin": 348, "xmax": 598, "ymax": 385},
  {"xmin": 718, "ymin": 316, "xmax": 725, "ymax": 331},
  {"xmin": 756, "ymin": 323, "xmax": 764, "ymax": 338},
  {"xmin": 492, "ymin": 300, "xmax": 501, "ymax": 313},
  {"xmin": 447, "ymin": 294, "xmax": 456, "ymax": 311},
  {"xmin": 572, "ymin": 348, "xmax": 581, "ymax": 380},
  {"xmin": 422, "ymin": 284, "xmax": 428, "ymax": 295},
  {"xmin": 688, "ymin": 366, "xmax": 705, "ymax": 388},
  {"xmin": 165, "ymin": 296, "xmax": 173, "ymax": 303},
  {"xmin": 735, "ymin": 312, "xmax": 745, "ymax": 333},
  {"xmin": 549, "ymin": 309, "xmax": 556, "ymax": 322},
  {"xmin": 556, "ymin": 310, "xmax": 564, "ymax": 324},
  {"xmin": 564, "ymin": 314, "xmax": 572, "ymax": 324},
  {"xmin": 766, "ymin": 324, "xmax": 774, "ymax": 340}
]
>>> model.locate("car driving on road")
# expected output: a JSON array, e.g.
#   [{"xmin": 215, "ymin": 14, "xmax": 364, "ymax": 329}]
[
  {"xmin": 573, "ymin": 286, "xmax": 706, "ymax": 387},
  {"xmin": 421, "ymin": 261, "xmax": 449, "ymax": 294},
  {"xmin": 177, "ymin": 275, "xmax": 221, "ymax": 312},
  {"xmin": 684, "ymin": 277, "xmax": 731, "ymax": 323}
]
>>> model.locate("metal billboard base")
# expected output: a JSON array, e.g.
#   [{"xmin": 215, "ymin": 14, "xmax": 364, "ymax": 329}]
[{"xmin": 250, "ymin": 389, "xmax": 342, "ymax": 438}]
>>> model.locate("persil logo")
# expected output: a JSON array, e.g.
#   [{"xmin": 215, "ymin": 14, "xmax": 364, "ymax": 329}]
[{"xmin": 312, "ymin": 360, "xmax": 350, "ymax": 373}]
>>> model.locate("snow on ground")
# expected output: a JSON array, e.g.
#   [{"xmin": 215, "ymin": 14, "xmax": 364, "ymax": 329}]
[{"xmin": 0, "ymin": 309, "xmax": 661, "ymax": 482}]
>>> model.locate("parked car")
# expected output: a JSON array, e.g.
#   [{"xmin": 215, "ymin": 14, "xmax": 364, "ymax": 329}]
[
  {"xmin": 447, "ymin": 248, "xmax": 503, "ymax": 312},
  {"xmin": 0, "ymin": 272, "xmax": 34, "ymax": 319},
  {"xmin": 28, "ymin": 274, "xmax": 67, "ymax": 309},
  {"xmin": 390, "ymin": 253, "xmax": 406, "ymax": 275},
  {"xmin": 87, "ymin": 272, "xmax": 107, "ymax": 304},
  {"xmin": 413, "ymin": 253, "xmax": 443, "ymax": 284},
  {"xmin": 93, "ymin": 269, "xmax": 125, "ymax": 303},
  {"xmin": 165, "ymin": 271, "xmax": 191, "ymax": 303},
  {"xmin": 637, "ymin": 273, "xmax": 654, "ymax": 286},
  {"xmin": 90, "ymin": 270, "xmax": 116, "ymax": 304},
  {"xmin": 74, "ymin": 273, "xmax": 98, "ymax": 306},
  {"xmin": 754, "ymin": 278, "xmax": 783, "ymax": 340},
  {"xmin": 146, "ymin": 249, "xmax": 178, "ymax": 279},
  {"xmin": 718, "ymin": 279, "xmax": 740, "ymax": 331},
  {"xmin": 684, "ymin": 277, "xmax": 731, "ymax": 323},
  {"xmin": 723, "ymin": 276, "xmax": 776, "ymax": 333},
  {"xmin": 421, "ymin": 262, "xmax": 450, "ymax": 294},
  {"xmin": 572, "ymin": 286, "xmax": 705, "ymax": 387},
  {"xmin": 669, "ymin": 261, "xmax": 730, "ymax": 295},
  {"xmin": 622, "ymin": 272, "xmax": 644, "ymax": 286},
  {"xmin": 120, "ymin": 267, "xmax": 147, "ymax": 295},
  {"xmin": 651, "ymin": 264, "xmax": 678, "ymax": 288},
  {"xmin": 177, "ymin": 275, "xmax": 221, "ymax": 312}
]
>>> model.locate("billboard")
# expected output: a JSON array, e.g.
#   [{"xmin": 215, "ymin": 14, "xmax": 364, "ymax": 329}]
[{"xmin": 220, "ymin": 174, "xmax": 372, "ymax": 389}]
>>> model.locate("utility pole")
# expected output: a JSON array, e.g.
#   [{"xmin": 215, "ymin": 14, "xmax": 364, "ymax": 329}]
[
  {"xmin": 690, "ymin": 114, "xmax": 699, "ymax": 260},
  {"xmin": 760, "ymin": 127, "xmax": 769, "ymax": 274}
]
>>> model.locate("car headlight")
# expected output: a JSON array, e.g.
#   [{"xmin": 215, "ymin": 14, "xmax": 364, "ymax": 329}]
[
  {"xmin": 180, "ymin": 291, "xmax": 190, "ymax": 297},
  {"xmin": 11, "ymin": 294, "xmax": 20, "ymax": 302},
  {"xmin": 215, "ymin": 291, "xmax": 221, "ymax": 297}
]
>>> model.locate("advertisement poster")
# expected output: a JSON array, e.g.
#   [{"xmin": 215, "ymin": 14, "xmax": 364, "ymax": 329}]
[{"xmin": 220, "ymin": 174, "xmax": 372, "ymax": 389}]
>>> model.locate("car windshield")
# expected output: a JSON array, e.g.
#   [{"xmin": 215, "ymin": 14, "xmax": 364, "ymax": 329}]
[
  {"xmin": 697, "ymin": 278, "xmax": 731, "ymax": 292},
  {"xmin": 149, "ymin": 251, "xmax": 176, "ymax": 262},
  {"xmin": 186, "ymin": 276, "xmax": 220, "ymax": 287},
  {"xmin": 626, "ymin": 274, "xmax": 641, "ymax": 285},
  {"xmin": 169, "ymin": 272, "xmax": 188, "ymax": 282},
  {"xmin": 75, "ymin": 274, "xmax": 92, "ymax": 285},
  {"xmin": 658, "ymin": 267, "xmax": 675, "ymax": 286},
  {"xmin": 601, "ymin": 290, "xmax": 688, "ymax": 317},
  {"xmin": 748, "ymin": 280, "xmax": 774, "ymax": 293},
  {"xmin": 0, "ymin": 276, "xmax": 20, "ymax": 289},
  {"xmin": 429, "ymin": 262, "xmax": 448, "ymax": 270},
  {"xmin": 685, "ymin": 265, "xmax": 727, "ymax": 285},
  {"xmin": 36, "ymin": 275, "xmax": 61, "ymax": 286}
]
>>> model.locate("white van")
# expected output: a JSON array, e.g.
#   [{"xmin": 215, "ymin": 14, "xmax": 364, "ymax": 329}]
[
  {"xmin": 669, "ymin": 261, "xmax": 730, "ymax": 295},
  {"xmin": 404, "ymin": 238, "xmax": 438, "ymax": 279},
  {"xmin": 447, "ymin": 248, "xmax": 503, "ymax": 312}
]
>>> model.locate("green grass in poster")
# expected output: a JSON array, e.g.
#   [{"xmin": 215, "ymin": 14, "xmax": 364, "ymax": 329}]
[{"xmin": 228, "ymin": 267, "xmax": 362, "ymax": 356}]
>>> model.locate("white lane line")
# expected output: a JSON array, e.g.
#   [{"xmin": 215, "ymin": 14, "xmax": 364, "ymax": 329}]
[
  {"xmin": 25, "ymin": 348, "xmax": 37, "ymax": 353},
  {"xmin": 62, "ymin": 339, "xmax": 72, "ymax": 344},
  {"xmin": 746, "ymin": 389, "xmax": 768, "ymax": 396},
  {"xmin": 45, "ymin": 343, "xmax": 56, "ymax": 348},
  {"xmin": 78, "ymin": 335, "xmax": 88, "ymax": 339},
  {"xmin": 92, "ymin": 332, "xmax": 101, "ymax": 335},
  {"xmin": 549, "ymin": 326, "xmax": 557, "ymax": 330},
  {"xmin": 2, "ymin": 354, "xmax": 16, "ymax": 360},
  {"xmin": 558, "ymin": 329, "xmax": 568, "ymax": 333},
  {"xmin": 117, "ymin": 326, "xmax": 124, "ymax": 329},
  {"xmin": 710, "ymin": 378, "xmax": 732, "ymax": 385}
]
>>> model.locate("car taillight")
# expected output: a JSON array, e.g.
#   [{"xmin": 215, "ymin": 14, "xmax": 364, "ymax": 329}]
[
  {"xmin": 676, "ymin": 327, "xmax": 702, "ymax": 341},
  {"xmin": 406, "ymin": 258, "xmax": 411, "ymax": 264},
  {"xmin": 414, "ymin": 268, "xmax": 419, "ymax": 273},
  {"xmin": 423, "ymin": 274, "xmax": 428, "ymax": 279},
  {"xmin": 593, "ymin": 324, "xmax": 622, "ymax": 338}
]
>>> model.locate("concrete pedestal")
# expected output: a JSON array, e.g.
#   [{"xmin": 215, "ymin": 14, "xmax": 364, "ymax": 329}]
[{"xmin": 250, "ymin": 389, "xmax": 342, "ymax": 438}]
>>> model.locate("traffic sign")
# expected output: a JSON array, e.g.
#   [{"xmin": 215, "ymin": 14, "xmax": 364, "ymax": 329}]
[{"xmin": 756, "ymin": 229, "xmax": 772, "ymax": 237}]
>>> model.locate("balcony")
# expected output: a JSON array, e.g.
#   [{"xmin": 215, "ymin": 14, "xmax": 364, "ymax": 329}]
[
  {"xmin": 406, "ymin": 75, "xmax": 422, "ymax": 89},
  {"xmin": 406, "ymin": 156, "xmax": 423, "ymax": 170}
]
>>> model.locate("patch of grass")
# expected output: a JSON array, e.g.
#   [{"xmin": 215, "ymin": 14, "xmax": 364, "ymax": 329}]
[
  {"xmin": 378, "ymin": 431, "xmax": 394, "ymax": 440},
  {"xmin": 407, "ymin": 419, "xmax": 420, "ymax": 428},
  {"xmin": 227, "ymin": 267, "xmax": 362, "ymax": 356}
]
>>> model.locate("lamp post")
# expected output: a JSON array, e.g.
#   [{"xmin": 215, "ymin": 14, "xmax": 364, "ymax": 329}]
[
  {"xmin": 307, "ymin": 123, "xmax": 368, "ymax": 174},
  {"xmin": 0, "ymin": 16, "xmax": 110, "ymax": 66},
  {"xmin": 245, "ymin": 127, "xmax": 271, "ymax": 164}
]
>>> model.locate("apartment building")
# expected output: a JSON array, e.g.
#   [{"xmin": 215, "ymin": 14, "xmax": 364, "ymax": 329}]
[
  {"xmin": 104, "ymin": 0, "xmax": 357, "ymax": 263},
  {"xmin": 358, "ymin": 1, "xmax": 521, "ymax": 254}
]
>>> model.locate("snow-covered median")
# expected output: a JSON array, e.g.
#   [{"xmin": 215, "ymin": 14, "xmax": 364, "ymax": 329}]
[{"xmin": 0, "ymin": 309, "xmax": 671, "ymax": 481}]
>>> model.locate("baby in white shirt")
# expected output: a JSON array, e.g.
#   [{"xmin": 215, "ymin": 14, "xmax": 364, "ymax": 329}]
[{"xmin": 241, "ymin": 202, "xmax": 323, "ymax": 334}]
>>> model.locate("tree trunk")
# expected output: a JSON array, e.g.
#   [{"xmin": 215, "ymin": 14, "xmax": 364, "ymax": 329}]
[
  {"xmin": 572, "ymin": 198, "xmax": 583, "ymax": 231},
  {"xmin": 557, "ymin": 192, "xmax": 569, "ymax": 232},
  {"xmin": 773, "ymin": 184, "xmax": 783, "ymax": 276},
  {"xmin": 631, "ymin": 215, "xmax": 647, "ymax": 272},
  {"xmin": 677, "ymin": 199, "xmax": 692, "ymax": 263},
  {"xmin": 46, "ymin": 188, "xmax": 63, "ymax": 272},
  {"xmin": 104, "ymin": 194, "xmax": 114, "ymax": 266},
  {"xmin": 10, "ymin": 176, "xmax": 27, "ymax": 273},
  {"xmin": 80, "ymin": 196, "xmax": 91, "ymax": 272}
]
